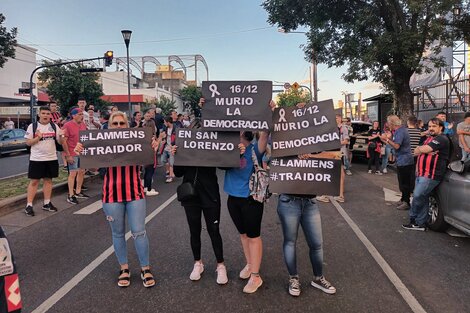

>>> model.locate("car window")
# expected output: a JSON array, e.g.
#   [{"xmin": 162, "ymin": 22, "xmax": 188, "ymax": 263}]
[
  {"xmin": 352, "ymin": 124, "xmax": 371, "ymax": 135},
  {"xmin": 13, "ymin": 129, "xmax": 25, "ymax": 137},
  {"xmin": 1, "ymin": 130, "xmax": 13, "ymax": 140}
]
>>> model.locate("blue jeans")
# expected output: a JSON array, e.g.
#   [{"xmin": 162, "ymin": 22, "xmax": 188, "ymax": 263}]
[
  {"xmin": 277, "ymin": 194, "xmax": 323, "ymax": 277},
  {"xmin": 382, "ymin": 144, "xmax": 392, "ymax": 170},
  {"xmin": 409, "ymin": 176, "xmax": 440, "ymax": 226},
  {"xmin": 462, "ymin": 149, "xmax": 470, "ymax": 162},
  {"xmin": 102, "ymin": 199, "xmax": 149, "ymax": 267}
]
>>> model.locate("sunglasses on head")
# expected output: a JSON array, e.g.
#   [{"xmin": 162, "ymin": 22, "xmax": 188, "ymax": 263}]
[{"xmin": 111, "ymin": 121, "xmax": 126, "ymax": 126}]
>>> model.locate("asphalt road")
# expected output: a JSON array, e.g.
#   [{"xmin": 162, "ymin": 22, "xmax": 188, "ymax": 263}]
[
  {"xmin": 2, "ymin": 163, "xmax": 469, "ymax": 313},
  {"xmin": 0, "ymin": 152, "xmax": 64, "ymax": 179}
]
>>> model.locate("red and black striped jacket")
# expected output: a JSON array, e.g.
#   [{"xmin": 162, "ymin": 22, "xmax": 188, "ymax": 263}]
[
  {"xmin": 416, "ymin": 135, "xmax": 450, "ymax": 181},
  {"xmin": 102, "ymin": 165, "xmax": 145, "ymax": 203}
]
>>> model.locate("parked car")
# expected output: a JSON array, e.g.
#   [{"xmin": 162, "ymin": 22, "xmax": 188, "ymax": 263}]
[
  {"xmin": 428, "ymin": 159, "xmax": 470, "ymax": 235},
  {"xmin": 0, "ymin": 128, "xmax": 28, "ymax": 156},
  {"xmin": 349, "ymin": 121, "xmax": 372, "ymax": 158}
]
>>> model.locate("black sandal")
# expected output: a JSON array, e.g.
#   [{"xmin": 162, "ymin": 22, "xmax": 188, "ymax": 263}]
[
  {"xmin": 141, "ymin": 268, "xmax": 156, "ymax": 288},
  {"xmin": 118, "ymin": 268, "xmax": 130, "ymax": 287}
]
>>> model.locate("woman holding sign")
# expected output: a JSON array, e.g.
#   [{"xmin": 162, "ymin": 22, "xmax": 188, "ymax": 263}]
[
  {"xmin": 171, "ymin": 145, "xmax": 233, "ymax": 285},
  {"xmin": 224, "ymin": 130, "xmax": 269, "ymax": 294},
  {"xmin": 75, "ymin": 111, "xmax": 157, "ymax": 288}
]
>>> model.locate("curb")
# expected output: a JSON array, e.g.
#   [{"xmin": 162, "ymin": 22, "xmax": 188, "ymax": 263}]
[{"xmin": 0, "ymin": 175, "xmax": 101, "ymax": 217}]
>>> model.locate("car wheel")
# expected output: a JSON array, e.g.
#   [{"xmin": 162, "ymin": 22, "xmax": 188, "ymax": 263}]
[{"xmin": 428, "ymin": 193, "xmax": 448, "ymax": 232}]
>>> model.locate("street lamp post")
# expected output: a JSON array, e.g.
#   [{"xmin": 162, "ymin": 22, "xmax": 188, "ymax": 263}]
[
  {"xmin": 278, "ymin": 28, "xmax": 318, "ymax": 102},
  {"xmin": 121, "ymin": 30, "xmax": 132, "ymax": 116}
]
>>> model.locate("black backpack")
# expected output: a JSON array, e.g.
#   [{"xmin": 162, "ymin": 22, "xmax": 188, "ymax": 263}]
[{"xmin": 28, "ymin": 122, "xmax": 64, "ymax": 152}]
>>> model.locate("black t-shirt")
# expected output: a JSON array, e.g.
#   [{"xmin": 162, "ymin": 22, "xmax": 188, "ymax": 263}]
[
  {"xmin": 416, "ymin": 135, "xmax": 450, "ymax": 181},
  {"xmin": 368, "ymin": 128, "xmax": 381, "ymax": 143}
]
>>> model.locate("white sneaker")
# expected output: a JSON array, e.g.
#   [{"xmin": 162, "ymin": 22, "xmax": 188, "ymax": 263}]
[
  {"xmin": 367, "ymin": 170, "xmax": 372, "ymax": 174},
  {"xmin": 145, "ymin": 189, "xmax": 159, "ymax": 196},
  {"xmin": 383, "ymin": 168, "xmax": 388, "ymax": 174},
  {"xmin": 216, "ymin": 264, "xmax": 228, "ymax": 285},
  {"xmin": 239, "ymin": 264, "xmax": 251, "ymax": 279},
  {"xmin": 316, "ymin": 195, "xmax": 330, "ymax": 203},
  {"xmin": 190, "ymin": 262, "xmax": 204, "ymax": 281}
]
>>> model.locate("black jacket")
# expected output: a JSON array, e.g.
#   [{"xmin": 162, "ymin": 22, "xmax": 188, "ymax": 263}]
[{"xmin": 173, "ymin": 166, "xmax": 221, "ymax": 208}]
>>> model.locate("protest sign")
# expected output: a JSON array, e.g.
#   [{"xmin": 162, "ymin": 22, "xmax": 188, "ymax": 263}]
[
  {"xmin": 271, "ymin": 99, "xmax": 341, "ymax": 157},
  {"xmin": 79, "ymin": 128, "xmax": 154, "ymax": 168},
  {"xmin": 269, "ymin": 156, "xmax": 341, "ymax": 195},
  {"xmin": 201, "ymin": 81, "xmax": 273, "ymax": 131},
  {"xmin": 174, "ymin": 129, "xmax": 240, "ymax": 167}
]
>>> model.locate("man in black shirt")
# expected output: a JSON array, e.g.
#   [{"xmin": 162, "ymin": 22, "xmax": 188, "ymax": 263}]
[{"xmin": 402, "ymin": 118, "xmax": 449, "ymax": 231}]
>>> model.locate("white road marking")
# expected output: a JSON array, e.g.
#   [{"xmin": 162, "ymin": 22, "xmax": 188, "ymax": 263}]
[
  {"xmin": 383, "ymin": 187, "xmax": 402, "ymax": 203},
  {"xmin": 73, "ymin": 200, "xmax": 102, "ymax": 215},
  {"xmin": 32, "ymin": 193, "xmax": 178, "ymax": 313},
  {"xmin": 329, "ymin": 197, "xmax": 427, "ymax": 313}
]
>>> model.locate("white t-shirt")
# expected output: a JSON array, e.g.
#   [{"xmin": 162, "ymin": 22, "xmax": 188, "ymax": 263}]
[
  {"xmin": 86, "ymin": 114, "xmax": 101, "ymax": 130},
  {"xmin": 4, "ymin": 121, "xmax": 14, "ymax": 129},
  {"xmin": 25, "ymin": 122, "xmax": 61, "ymax": 161},
  {"xmin": 82, "ymin": 111, "xmax": 90, "ymax": 127}
]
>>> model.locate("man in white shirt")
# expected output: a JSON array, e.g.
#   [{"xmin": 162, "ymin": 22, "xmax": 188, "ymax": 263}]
[
  {"xmin": 24, "ymin": 106, "xmax": 64, "ymax": 216},
  {"xmin": 4, "ymin": 117, "xmax": 14, "ymax": 129}
]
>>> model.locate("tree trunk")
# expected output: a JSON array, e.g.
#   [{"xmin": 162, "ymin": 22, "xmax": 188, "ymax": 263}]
[{"xmin": 392, "ymin": 71, "xmax": 414, "ymax": 121}]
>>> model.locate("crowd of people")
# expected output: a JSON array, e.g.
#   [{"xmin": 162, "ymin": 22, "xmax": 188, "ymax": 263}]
[{"xmin": 21, "ymin": 96, "xmax": 470, "ymax": 296}]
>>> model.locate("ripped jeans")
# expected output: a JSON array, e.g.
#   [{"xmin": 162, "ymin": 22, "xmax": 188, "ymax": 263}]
[{"xmin": 103, "ymin": 199, "xmax": 149, "ymax": 267}]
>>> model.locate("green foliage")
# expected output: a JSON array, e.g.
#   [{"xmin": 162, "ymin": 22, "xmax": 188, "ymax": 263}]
[
  {"xmin": 38, "ymin": 61, "xmax": 107, "ymax": 116},
  {"xmin": 263, "ymin": 0, "xmax": 467, "ymax": 117},
  {"xmin": 144, "ymin": 95, "xmax": 177, "ymax": 116},
  {"xmin": 0, "ymin": 13, "xmax": 17, "ymax": 68},
  {"xmin": 180, "ymin": 85, "xmax": 202, "ymax": 117},
  {"xmin": 277, "ymin": 88, "xmax": 311, "ymax": 107}
]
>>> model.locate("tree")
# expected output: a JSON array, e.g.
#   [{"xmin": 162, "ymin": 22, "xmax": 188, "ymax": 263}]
[
  {"xmin": 277, "ymin": 87, "xmax": 311, "ymax": 107},
  {"xmin": 143, "ymin": 95, "xmax": 177, "ymax": 116},
  {"xmin": 0, "ymin": 13, "xmax": 17, "ymax": 68},
  {"xmin": 263, "ymin": 0, "xmax": 468, "ymax": 118},
  {"xmin": 38, "ymin": 61, "xmax": 108, "ymax": 116},
  {"xmin": 180, "ymin": 85, "xmax": 202, "ymax": 117}
]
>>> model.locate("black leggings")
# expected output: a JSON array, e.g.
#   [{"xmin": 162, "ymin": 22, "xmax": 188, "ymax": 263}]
[
  {"xmin": 144, "ymin": 165, "xmax": 155, "ymax": 191},
  {"xmin": 368, "ymin": 147, "xmax": 380, "ymax": 171},
  {"xmin": 183, "ymin": 205, "xmax": 224, "ymax": 263}
]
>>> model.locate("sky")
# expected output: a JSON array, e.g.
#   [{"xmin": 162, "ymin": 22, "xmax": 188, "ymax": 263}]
[{"xmin": 2, "ymin": 0, "xmax": 383, "ymax": 104}]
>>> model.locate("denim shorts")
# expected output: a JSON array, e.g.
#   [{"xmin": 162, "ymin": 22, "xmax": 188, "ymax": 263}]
[{"xmin": 67, "ymin": 156, "xmax": 81, "ymax": 171}]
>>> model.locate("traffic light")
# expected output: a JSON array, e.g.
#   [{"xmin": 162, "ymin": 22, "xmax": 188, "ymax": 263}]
[{"xmin": 104, "ymin": 51, "xmax": 113, "ymax": 66}]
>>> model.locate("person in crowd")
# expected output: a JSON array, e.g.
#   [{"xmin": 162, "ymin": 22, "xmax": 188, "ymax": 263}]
[
  {"xmin": 130, "ymin": 111, "xmax": 142, "ymax": 128},
  {"xmin": 407, "ymin": 116, "xmax": 421, "ymax": 158},
  {"xmin": 161, "ymin": 116, "xmax": 176, "ymax": 183},
  {"xmin": 367, "ymin": 121, "xmax": 382, "ymax": 175},
  {"xmin": 61, "ymin": 108, "xmax": 89, "ymax": 204},
  {"xmin": 381, "ymin": 115, "xmax": 414, "ymax": 210},
  {"xmin": 154, "ymin": 107, "xmax": 164, "ymax": 131},
  {"xmin": 457, "ymin": 112, "xmax": 470, "ymax": 162},
  {"xmin": 77, "ymin": 97, "xmax": 89, "ymax": 125},
  {"xmin": 23, "ymin": 106, "xmax": 64, "ymax": 216},
  {"xmin": 86, "ymin": 104, "xmax": 101, "ymax": 130},
  {"xmin": 3, "ymin": 117, "xmax": 14, "ymax": 129},
  {"xmin": 317, "ymin": 114, "xmax": 347, "ymax": 203},
  {"xmin": 171, "ymin": 110, "xmax": 183, "ymax": 128},
  {"xmin": 436, "ymin": 111, "xmax": 454, "ymax": 136},
  {"xmin": 49, "ymin": 102, "xmax": 62, "ymax": 127},
  {"xmin": 417, "ymin": 119, "xmax": 429, "ymax": 145},
  {"xmin": 142, "ymin": 114, "xmax": 161, "ymax": 196},
  {"xmin": 277, "ymin": 151, "xmax": 338, "ymax": 297},
  {"xmin": 111, "ymin": 105, "xmax": 119, "ymax": 113},
  {"xmin": 381, "ymin": 123, "xmax": 392, "ymax": 174},
  {"xmin": 100, "ymin": 111, "xmax": 110, "ymax": 130},
  {"xmin": 403, "ymin": 118, "xmax": 450, "ymax": 231},
  {"xmin": 171, "ymin": 139, "xmax": 235, "ymax": 285},
  {"xmin": 74, "ymin": 111, "xmax": 157, "ymax": 288},
  {"xmin": 224, "ymin": 130, "xmax": 269, "ymax": 294},
  {"xmin": 182, "ymin": 113, "xmax": 191, "ymax": 128}
]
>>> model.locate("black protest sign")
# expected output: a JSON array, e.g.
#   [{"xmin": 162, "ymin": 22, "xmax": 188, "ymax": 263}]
[
  {"xmin": 201, "ymin": 81, "xmax": 273, "ymax": 131},
  {"xmin": 269, "ymin": 157, "xmax": 341, "ymax": 196},
  {"xmin": 271, "ymin": 99, "xmax": 341, "ymax": 157},
  {"xmin": 174, "ymin": 129, "xmax": 240, "ymax": 167},
  {"xmin": 79, "ymin": 128, "xmax": 154, "ymax": 168}
]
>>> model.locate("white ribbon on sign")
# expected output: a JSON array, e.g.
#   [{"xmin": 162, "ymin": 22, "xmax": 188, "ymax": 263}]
[
  {"xmin": 209, "ymin": 84, "xmax": 221, "ymax": 97},
  {"xmin": 278, "ymin": 108, "xmax": 287, "ymax": 123}
]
